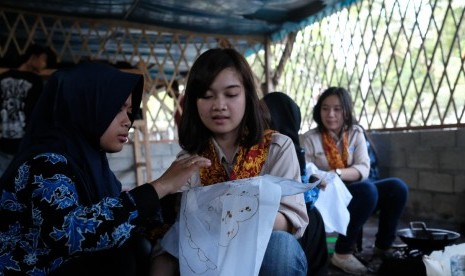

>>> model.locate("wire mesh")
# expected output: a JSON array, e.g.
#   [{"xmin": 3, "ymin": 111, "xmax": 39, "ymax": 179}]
[{"xmin": 1, "ymin": 0, "xmax": 464, "ymax": 140}]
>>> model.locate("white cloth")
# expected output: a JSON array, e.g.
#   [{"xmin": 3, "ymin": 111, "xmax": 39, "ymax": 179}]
[
  {"xmin": 423, "ymin": 243, "xmax": 465, "ymax": 276},
  {"xmin": 161, "ymin": 175, "xmax": 318, "ymax": 276},
  {"xmin": 306, "ymin": 163, "xmax": 353, "ymax": 235}
]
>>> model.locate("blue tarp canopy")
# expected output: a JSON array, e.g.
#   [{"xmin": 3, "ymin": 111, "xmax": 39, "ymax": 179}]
[{"xmin": 0, "ymin": 0, "xmax": 351, "ymax": 36}]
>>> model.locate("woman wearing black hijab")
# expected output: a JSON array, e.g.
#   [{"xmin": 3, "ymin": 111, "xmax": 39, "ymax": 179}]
[
  {"xmin": 0, "ymin": 62, "xmax": 210, "ymax": 275},
  {"xmin": 263, "ymin": 92, "xmax": 329, "ymax": 276}
]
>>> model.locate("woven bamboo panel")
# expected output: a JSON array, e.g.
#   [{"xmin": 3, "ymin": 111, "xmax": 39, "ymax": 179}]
[{"xmin": 0, "ymin": 8, "xmax": 264, "ymax": 142}]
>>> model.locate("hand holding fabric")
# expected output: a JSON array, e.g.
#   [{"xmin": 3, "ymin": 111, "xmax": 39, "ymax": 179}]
[{"xmin": 151, "ymin": 155, "xmax": 211, "ymax": 198}]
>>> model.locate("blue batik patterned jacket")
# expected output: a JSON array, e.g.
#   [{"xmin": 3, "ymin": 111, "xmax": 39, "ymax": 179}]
[{"xmin": 0, "ymin": 153, "xmax": 147, "ymax": 275}]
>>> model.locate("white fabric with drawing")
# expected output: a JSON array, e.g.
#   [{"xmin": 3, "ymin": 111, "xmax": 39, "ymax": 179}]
[{"xmin": 161, "ymin": 175, "xmax": 319, "ymax": 276}]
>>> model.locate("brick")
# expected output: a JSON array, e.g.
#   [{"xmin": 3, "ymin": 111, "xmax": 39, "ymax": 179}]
[
  {"xmin": 457, "ymin": 129, "xmax": 465, "ymax": 147},
  {"xmin": 455, "ymin": 174, "xmax": 465, "ymax": 193},
  {"xmin": 404, "ymin": 191, "xmax": 461, "ymax": 222},
  {"xmin": 439, "ymin": 149, "xmax": 465, "ymax": 170},
  {"xmin": 432, "ymin": 194, "xmax": 460, "ymax": 220},
  {"xmin": 387, "ymin": 150, "xmax": 406, "ymax": 168},
  {"xmin": 406, "ymin": 150, "xmax": 437, "ymax": 169},
  {"xmin": 418, "ymin": 172, "xmax": 453, "ymax": 192},
  {"xmin": 406, "ymin": 190, "xmax": 433, "ymax": 215},
  {"xmin": 389, "ymin": 168, "xmax": 418, "ymax": 189},
  {"xmin": 389, "ymin": 132, "xmax": 420, "ymax": 151},
  {"xmin": 420, "ymin": 130, "xmax": 455, "ymax": 148},
  {"xmin": 456, "ymin": 200, "xmax": 465, "ymax": 220}
]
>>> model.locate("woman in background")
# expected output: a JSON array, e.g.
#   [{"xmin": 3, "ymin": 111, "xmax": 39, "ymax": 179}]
[{"xmin": 301, "ymin": 87, "xmax": 408, "ymax": 275}]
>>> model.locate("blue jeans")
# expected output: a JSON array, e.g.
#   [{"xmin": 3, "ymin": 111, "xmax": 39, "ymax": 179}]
[
  {"xmin": 335, "ymin": 177, "xmax": 409, "ymax": 254},
  {"xmin": 259, "ymin": 231, "xmax": 307, "ymax": 276}
]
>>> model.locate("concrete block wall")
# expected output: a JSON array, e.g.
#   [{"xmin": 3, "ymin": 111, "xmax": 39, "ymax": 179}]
[{"xmin": 369, "ymin": 128, "xmax": 465, "ymax": 226}]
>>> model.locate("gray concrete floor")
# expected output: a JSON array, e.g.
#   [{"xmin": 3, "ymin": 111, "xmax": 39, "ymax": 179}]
[{"xmin": 326, "ymin": 216, "xmax": 465, "ymax": 275}]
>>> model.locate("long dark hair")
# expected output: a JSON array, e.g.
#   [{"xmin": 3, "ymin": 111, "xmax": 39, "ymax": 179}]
[
  {"xmin": 178, "ymin": 48, "xmax": 264, "ymax": 153},
  {"xmin": 313, "ymin": 86, "xmax": 355, "ymax": 132}
]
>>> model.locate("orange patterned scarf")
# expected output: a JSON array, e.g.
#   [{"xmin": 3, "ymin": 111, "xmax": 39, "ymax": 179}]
[
  {"xmin": 322, "ymin": 130, "xmax": 349, "ymax": 169},
  {"xmin": 199, "ymin": 129, "xmax": 275, "ymax": 186}
]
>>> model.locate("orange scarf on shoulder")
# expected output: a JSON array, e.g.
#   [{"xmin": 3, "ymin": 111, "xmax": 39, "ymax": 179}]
[
  {"xmin": 322, "ymin": 130, "xmax": 348, "ymax": 169},
  {"xmin": 199, "ymin": 129, "xmax": 275, "ymax": 186}
]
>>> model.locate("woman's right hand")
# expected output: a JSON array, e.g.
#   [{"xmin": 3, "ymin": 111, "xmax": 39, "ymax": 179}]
[
  {"xmin": 150, "ymin": 155, "xmax": 211, "ymax": 199},
  {"xmin": 310, "ymin": 174, "xmax": 328, "ymax": 191}
]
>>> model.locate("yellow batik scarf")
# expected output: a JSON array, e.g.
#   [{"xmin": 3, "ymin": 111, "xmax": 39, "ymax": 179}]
[
  {"xmin": 199, "ymin": 129, "xmax": 275, "ymax": 186},
  {"xmin": 322, "ymin": 130, "xmax": 349, "ymax": 170}
]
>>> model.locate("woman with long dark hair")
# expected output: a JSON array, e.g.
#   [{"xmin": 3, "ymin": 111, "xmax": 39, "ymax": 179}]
[{"xmin": 301, "ymin": 87, "xmax": 408, "ymax": 275}]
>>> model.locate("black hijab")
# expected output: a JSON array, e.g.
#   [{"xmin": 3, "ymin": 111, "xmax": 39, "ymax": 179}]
[
  {"xmin": 0, "ymin": 62, "xmax": 143, "ymax": 205},
  {"xmin": 262, "ymin": 92, "xmax": 305, "ymax": 174},
  {"xmin": 262, "ymin": 92, "xmax": 302, "ymax": 147}
]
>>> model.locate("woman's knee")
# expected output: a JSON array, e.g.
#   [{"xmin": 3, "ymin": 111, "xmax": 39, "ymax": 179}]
[
  {"xmin": 349, "ymin": 181, "xmax": 378, "ymax": 207},
  {"xmin": 261, "ymin": 231, "xmax": 307, "ymax": 275},
  {"xmin": 392, "ymin": 178, "xmax": 409, "ymax": 192},
  {"xmin": 378, "ymin": 177, "xmax": 409, "ymax": 203},
  {"xmin": 389, "ymin": 178, "xmax": 409, "ymax": 204}
]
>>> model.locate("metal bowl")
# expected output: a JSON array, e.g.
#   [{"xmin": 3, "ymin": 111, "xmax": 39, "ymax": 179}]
[{"xmin": 397, "ymin": 221, "xmax": 461, "ymax": 253}]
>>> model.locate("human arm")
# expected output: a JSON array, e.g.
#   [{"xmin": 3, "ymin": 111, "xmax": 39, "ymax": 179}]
[
  {"xmin": 262, "ymin": 133, "xmax": 309, "ymax": 238},
  {"xmin": 15, "ymin": 153, "xmax": 209, "ymax": 258},
  {"xmin": 331, "ymin": 167, "xmax": 361, "ymax": 182},
  {"xmin": 137, "ymin": 154, "xmax": 211, "ymax": 242},
  {"xmin": 149, "ymin": 154, "xmax": 211, "ymax": 198},
  {"xmin": 0, "ymin": 153, "xmax": 159, "ymax": 272}
]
